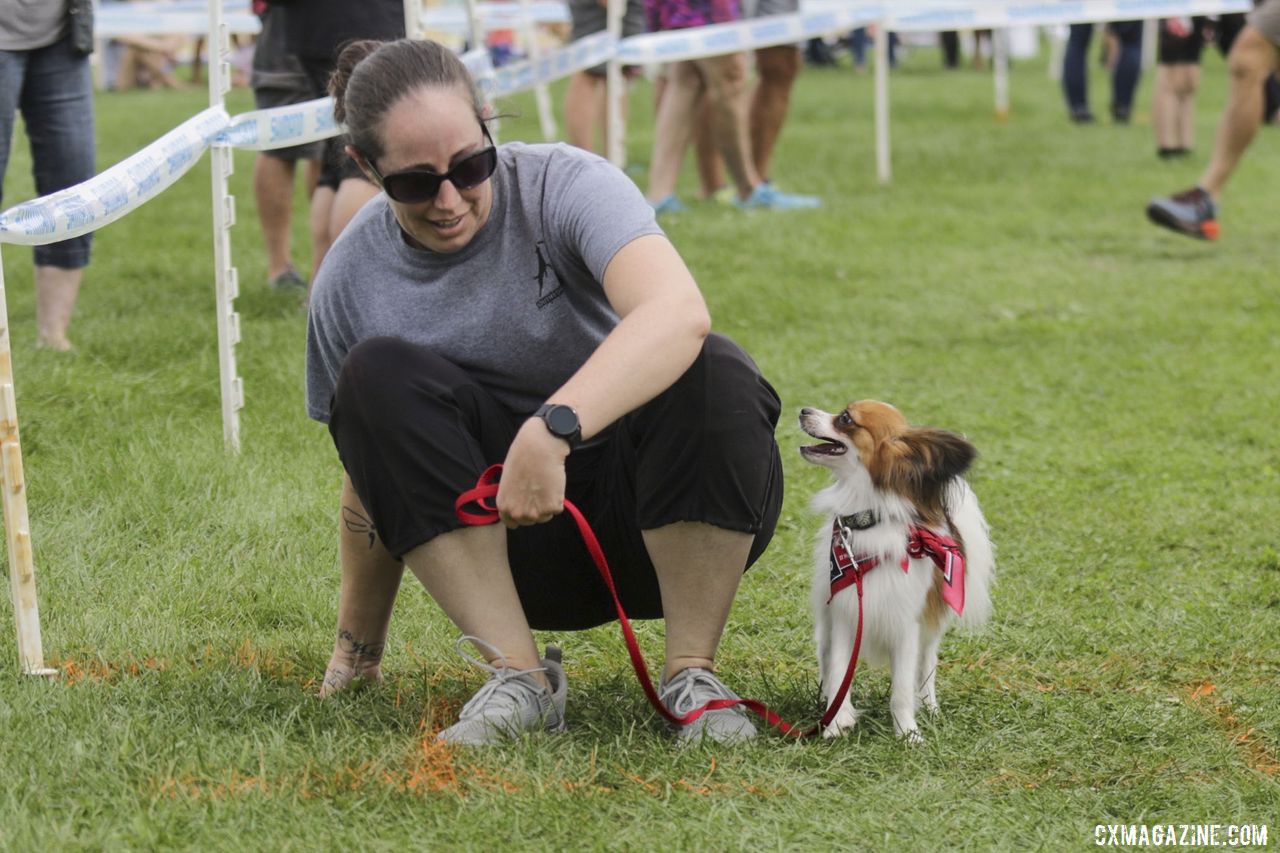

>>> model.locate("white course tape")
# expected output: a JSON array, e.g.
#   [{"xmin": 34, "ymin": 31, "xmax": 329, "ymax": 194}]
[
  {"xmin": 488, "ymin": 31, "xmax": 617, "ymax": 98},
  {"xmin": 220, "ymin": 97, "xmax": 338, "ymax": 150},
  {"xmin": 420, "ymin": 1, "xmax": 570, "ymax": 35},
  {"xmin": 881, "ymin": 0, "xmax": 1252, "ymax": 31},
  {"xmin": 616, "ymin": 6, "xmax": 886, "ymax": 64},
  {"xmin": 0, "ymin": 107, "xmax": 228, "ymax": 246}
]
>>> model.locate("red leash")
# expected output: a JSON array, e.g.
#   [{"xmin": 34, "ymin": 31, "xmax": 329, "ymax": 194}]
[{"xmin": 455, "ymin": 464, "xmax": 864, "ymax": 738}]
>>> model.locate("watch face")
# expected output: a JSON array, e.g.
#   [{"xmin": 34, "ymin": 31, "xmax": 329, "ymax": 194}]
[{"xmin": 545, "ymin": 405, "xmax": 579, "ymax": 436}]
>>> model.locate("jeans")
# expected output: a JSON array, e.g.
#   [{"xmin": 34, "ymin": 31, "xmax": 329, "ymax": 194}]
[
  {"xmin": 1063, "ymin": 22, "xmax": 1144, "ymax": 117},
  {"xmin": 0, "ymin": 35, "xmax": 95, "ymax": 269}
]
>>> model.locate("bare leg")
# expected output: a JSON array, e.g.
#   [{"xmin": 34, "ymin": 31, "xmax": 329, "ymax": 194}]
[
  {"xmin": 1198, "ymin": 26, "xmax": 1280, "ymax": 198},
  {"xmin": 328, "ymin": 176, "xmax": 380, "ymax": 243},
  {"xmin": 693, "ymin": 89, "xmax": 724, "ymax": 198},
  {"xmin": 34, "ymin": 265, "xmax": 83, "ymax": 351},
  {"xmin": 749, "ymin": 45, "xmax": 801, "ymax": 182},
  {"xmin": 564, "ymin": 71, "xmax": 604, "ymax": 152},
  {"xmin": 309, "ymin": 185, "xmax": 336, "ymax": 277},
  {"xmin": 695, "ymin": 52, "xmax": 760, "ymax": 200},
  {"xmin": 253, "ymin": 153, "xmax": 298, "ymax": 280},
  {"xmin": 646, "ymin": 61, "xmax": 704, "ymax": 202},
  {"xmin": 321, "ymin": 475, "xmax": 404, "ymax": 697},
  {"xmin": 1176, "ymin": 64, "xmax": 1201, "ymax": 150},
  {"xmin": 1153, "ymin": 65, "xmax": 1180, "ymax": 150},
  {"xmin": 641, "ymin": 521, "xmax": 751, "ymax": 681},
  {"xmin": 401, "ymin": 524, "xmax": 548, "ymax": 689}
]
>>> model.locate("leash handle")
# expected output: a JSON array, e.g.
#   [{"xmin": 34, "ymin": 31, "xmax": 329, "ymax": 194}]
[{"xmin": 454, "ymin": 465, "xmax": 863, "ymax": 737}]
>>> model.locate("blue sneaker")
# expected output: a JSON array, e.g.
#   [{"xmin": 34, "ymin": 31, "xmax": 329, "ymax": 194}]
[
  {"xmin": 736, "ymin": 183, "xmax": 822, "ymax": 210},
  {"xmin": 1146, "ymin": 186, "xmax": 1219, "ymax": 240},
  {"xmin": 649, "ymin": 194, "xmax": 687, "ymax": 215}
]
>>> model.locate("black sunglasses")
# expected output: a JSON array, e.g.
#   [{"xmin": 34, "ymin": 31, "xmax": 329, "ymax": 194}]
[{"xmin": 366, "ymin": 128, "xmax": 497, "ymax": 204}]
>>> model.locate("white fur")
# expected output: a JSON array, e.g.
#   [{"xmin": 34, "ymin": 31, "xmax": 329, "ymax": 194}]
[{"xmin": 800, "ymin": 408, "xmax": 995, "ymax": 743}]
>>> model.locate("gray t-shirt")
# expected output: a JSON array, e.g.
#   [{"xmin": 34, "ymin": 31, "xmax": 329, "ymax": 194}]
[
  {"xmin": 305, "ymin": 142, "xmax": 665, "ymax": 423},
  {"xmin": 0, "ymin": 0, "xmax": 68, "ymax": 50}
]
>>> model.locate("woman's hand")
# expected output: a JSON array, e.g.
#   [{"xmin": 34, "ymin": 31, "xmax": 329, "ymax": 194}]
[{"xmin": 496, "ymin": 418, "xmax": 571, "ymax": 527}]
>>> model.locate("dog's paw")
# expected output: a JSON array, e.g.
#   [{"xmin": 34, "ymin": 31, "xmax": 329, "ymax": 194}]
[
  {"xmin": 898, "ymin": 728, "xmax": 925, "ymax": 746},
  {"xmin": 822, "ymin": 706, "xmax": 860, "ymax": 739},
  {"xmin": 922, "ymin": 698, "xmax": 940, "ymax": 715}
]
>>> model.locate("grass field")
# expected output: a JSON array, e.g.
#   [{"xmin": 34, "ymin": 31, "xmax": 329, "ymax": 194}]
[{"xmin": 1, "ymin": 42, "xmax": 1277, "ymax": 851}]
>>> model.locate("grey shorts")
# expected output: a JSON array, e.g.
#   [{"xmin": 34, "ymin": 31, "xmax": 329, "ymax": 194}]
[
  {"xmin": 743, "ymin": 0, "xmax": 798, "ymax": 16},
  {"xmin": 252, "ymin": 82, "xmax": 324, "ymax": 162},
  {"xmin": 569, "ymin": 0, "xmax": 646, "ymax": 76},
  {"xmin": 1248, "ymin": 0, "xmax": 1280, "ymax": 47}
]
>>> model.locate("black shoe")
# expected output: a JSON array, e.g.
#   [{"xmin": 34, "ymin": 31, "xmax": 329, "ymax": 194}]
[
  {"xmin": 1070, "ymin": 107, "xmax": 1096, "ymax": 124},
  {"xmin": 1146, "ymin": 186, "xmax": 1220, "ymax": 240},
  {"xmin": 1111, "ymin": 105, "xmax": 1131, "ymax": 124}
]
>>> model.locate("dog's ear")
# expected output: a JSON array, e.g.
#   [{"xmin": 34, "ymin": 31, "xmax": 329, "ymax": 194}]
[{"xmin": 888, "ymin": 428, "xmax": 976, "ymax": 521}]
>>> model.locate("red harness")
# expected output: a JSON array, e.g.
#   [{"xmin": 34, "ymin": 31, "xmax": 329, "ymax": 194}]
[
  {"xmin": 829, "ymin": 518, "xmax": 967, "ymax": 616},
  {"xmin": 457, "ymin": 465, "xmax": 863, "ymax": 737}
]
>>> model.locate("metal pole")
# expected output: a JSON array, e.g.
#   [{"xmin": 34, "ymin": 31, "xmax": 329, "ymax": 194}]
[
  {"xmin": 0, "ymin": 246, "xmax": 57, "ymax": 676},
  {"xmin": 208, "ymin": 0, "xmax": 244, "ymax": 453},
  {"xmin": 874, "ymin": 21, "xmax": 891, "ymax": 184},
  {"xmin": 404, "ymin": 0, "xmax": 421, "ymax": 40}
]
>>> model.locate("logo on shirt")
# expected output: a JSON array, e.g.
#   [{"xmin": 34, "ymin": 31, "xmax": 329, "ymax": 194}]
[{"xmin": 534, "ymin": 241, "xmax": 565, "ymax": 309}]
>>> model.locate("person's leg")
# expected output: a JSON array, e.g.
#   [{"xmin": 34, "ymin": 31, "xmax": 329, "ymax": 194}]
[
  {"xmin": 253, "ymin": 152, "xmax": 299, "ymax": 280},
  {"xmin": 309, "ymin": 184, "xmax": 337, "ymax": 274},
  {"xmin": 327, "ymin": 176, "xmax": 380, "ymax": 245},
  {"xmin": 563, "ymin": 70, "xmax": 604, "ymax": 152},
  {"xmin": 693, "ymin": 89, "xmax": 724, "ymax": 198},
  {"xmin": 646, "ymin": 61, "xmax": 703, "ymax": 203},
  {"xmin": 1199, "ymin": 26, "xmax": 1280, "ymax": 198},
  {"xmin": 1110, "ymin": 21, "xmax": 1144, "ymax": 121},
  {"xmin": 23, "ymin": 38, "xmax": 95, "ymax": 350},
  {"xmin": 1063, "ymin": 23, "xmax": 1094, "ymax": 119},
  {"xmin": 941, "ymin": 31, "xmax": 960, "ymax": 69},
  {"xmin": 694, "ymin": 52, "xmax": 759, "ymax": 200},
  {"xmin": 1153, "ymin": 64, "xmax": 1180, "ymax": 151},
  {"xmin": 749, "ymin": 44, "xmax": 801, "ymax": 182},
  {"xmin": 1176, "ymin": 64, "xmax": 1201, "ymax": 151}
]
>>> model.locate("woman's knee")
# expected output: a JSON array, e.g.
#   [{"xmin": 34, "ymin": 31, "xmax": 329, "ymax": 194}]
[{"xmin": 1228, "ymin": 27, "xmax": 1278, "ymax": 82}]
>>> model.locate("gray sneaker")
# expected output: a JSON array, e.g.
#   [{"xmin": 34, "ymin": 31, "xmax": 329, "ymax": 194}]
[
  {"xmin": 658, "ymin": 667, "xmax": 758, "ymax": 745},
  {"xmin": 437, "ymin": 636, "xmax": 568, "ymax": 745}
]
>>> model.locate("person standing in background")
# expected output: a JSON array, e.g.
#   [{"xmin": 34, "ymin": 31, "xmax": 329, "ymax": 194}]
[{"xmin": 0, "ymin": 0, "xmax": 96, "ymax": 351}]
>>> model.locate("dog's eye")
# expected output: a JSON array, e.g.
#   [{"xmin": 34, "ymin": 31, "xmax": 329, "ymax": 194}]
[{"xmin": 837, "ymin": 411, "xmax": 853, "ymax": 427}]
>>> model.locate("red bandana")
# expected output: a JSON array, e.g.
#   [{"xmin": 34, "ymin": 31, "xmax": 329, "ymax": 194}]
[{"xmin": 828, "ymin": 519, "xmax": 966, "ymax": 614}]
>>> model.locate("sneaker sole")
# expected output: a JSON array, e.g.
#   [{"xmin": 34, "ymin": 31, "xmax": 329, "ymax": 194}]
[{"xmin": 1145, "ymin": 204, "xmax": 1219, "ymax": 240}]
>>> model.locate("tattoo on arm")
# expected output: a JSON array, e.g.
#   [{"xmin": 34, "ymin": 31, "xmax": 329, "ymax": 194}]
[
  {"xmin": 337, "ymin": 628, "xmax": 385, "ymax": 663},
  {"xmin": 342, "ymin": 505, "xmax": 378, "ymax": 549}
]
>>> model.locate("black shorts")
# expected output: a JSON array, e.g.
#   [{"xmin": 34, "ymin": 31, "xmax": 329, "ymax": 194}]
[
  {"xmin": 298, "ymin": 56, "xmax": 367, "ymax": 191},
  {"xmin": 1157, "ymin": 18, "xmax": 1207, "ymax": 65},
  {"xmin": 326, "ymin": 333, "xmax": 784, "ymax": 630}
]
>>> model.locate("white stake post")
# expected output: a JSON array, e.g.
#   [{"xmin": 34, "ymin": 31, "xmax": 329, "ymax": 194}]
[
  {"xmin": 994, "ymin": 28, "xmax": 1010, "ymax": 121},
  {"xmin": 518, "ymin": 0, "xmax": 558, "ymax": 140},
  {"xmin": 605, "ymin": 0, "xmax": 625, "ymax": 168},
  {"xmin": 0, "ymin": 248, "xmax": 56, "ymax": 676},
  {"xmin": 404, "ymin": 0, "xmax": 421, "ymax": 39},
  {"xmin": 874, "ymin": 21, "xmax": 891, "ymax": 184},
  {"xmin": 464, "ymin": 0, "xmax": 499, "ymax": 140},
  {"xmin": 208, "ymin": 0, "xmax": 244, "ymax": 453}
]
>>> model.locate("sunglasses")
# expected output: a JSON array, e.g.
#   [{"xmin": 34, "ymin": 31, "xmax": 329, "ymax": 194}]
[{"xmin": 366, "ymin": 128, "xmax": 498, "ymax": 204}]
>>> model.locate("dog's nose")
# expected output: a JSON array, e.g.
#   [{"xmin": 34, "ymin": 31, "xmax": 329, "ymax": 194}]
[{"xmin": 799, "ymin": 407, "xmax": 815, "ymax": 417}]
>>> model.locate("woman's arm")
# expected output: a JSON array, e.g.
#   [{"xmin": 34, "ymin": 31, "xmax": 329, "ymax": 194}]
[{"xmin": 497, "ymin": 233, "xmax": 710, "ymax": 526}]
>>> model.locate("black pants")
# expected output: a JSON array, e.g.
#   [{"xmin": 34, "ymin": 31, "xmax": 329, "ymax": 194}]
[{"xmin": 328, "ymin": 333, "xmax": 784, "ymax": 630}]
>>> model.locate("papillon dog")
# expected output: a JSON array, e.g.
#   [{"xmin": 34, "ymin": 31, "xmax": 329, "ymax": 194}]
[{"xmin": 799, "ymin": 401, "xmax": 994, "ymax": 743}]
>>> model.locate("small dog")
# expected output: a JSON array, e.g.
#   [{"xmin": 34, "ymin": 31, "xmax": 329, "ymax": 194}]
[{"xmin": 799, "ymin": 401, "xmax": 994, "ymax": 742}]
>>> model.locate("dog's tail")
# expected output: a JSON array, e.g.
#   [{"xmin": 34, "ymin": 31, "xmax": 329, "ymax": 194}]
[{"xmin": 949, "ymin": 480, "xmax": 995, "ymax": 630}]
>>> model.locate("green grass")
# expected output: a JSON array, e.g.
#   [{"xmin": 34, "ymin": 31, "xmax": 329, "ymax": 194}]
[{"xmin": 2, "ymin": 45, "xmax": 1277, "ymax": 851}]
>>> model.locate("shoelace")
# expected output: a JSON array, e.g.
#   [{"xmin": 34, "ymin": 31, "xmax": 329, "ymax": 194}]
[
  {"xmin": 658, "ymin": 670, "xmax": 741, "ymax": 716},
  {"xmin": 453, "ymin": 635, "xmax": 550, "ymax": 719}
]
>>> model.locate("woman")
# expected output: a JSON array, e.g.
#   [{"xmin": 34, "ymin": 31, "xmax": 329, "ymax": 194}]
[{"xmin": 305, "ymin": 39, "xmax": 783, "ymax": 745}]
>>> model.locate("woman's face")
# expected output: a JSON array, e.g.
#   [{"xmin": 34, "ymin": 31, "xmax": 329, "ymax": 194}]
[{"xmin": 366, "ymin": 86, "xmax": 494, "ymax": 254}]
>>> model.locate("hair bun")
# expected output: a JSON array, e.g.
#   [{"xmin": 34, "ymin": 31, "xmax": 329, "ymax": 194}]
[{"xmin": 330, "ymin": 40, "xmax": 385, "ymax": 124}]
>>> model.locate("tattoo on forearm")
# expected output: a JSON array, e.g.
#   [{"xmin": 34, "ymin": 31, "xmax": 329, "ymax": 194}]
[
  {"xmin": 337, "ymin": 628, "xmax": 384, "ymax": 662},
  {"xmin": 342, "ymin": 506, "xmax": 378, "ymax": 549}
]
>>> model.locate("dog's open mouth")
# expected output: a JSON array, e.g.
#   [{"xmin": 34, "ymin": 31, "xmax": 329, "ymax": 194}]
[{"xmin": 801, "ymin": 441, "xmax": 846, "ymax": 456}]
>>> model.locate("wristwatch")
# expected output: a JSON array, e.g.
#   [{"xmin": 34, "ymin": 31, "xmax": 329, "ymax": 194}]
[{"xmin": 534, "ymin": 403, "xmax": 582, "ymax": 450}]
